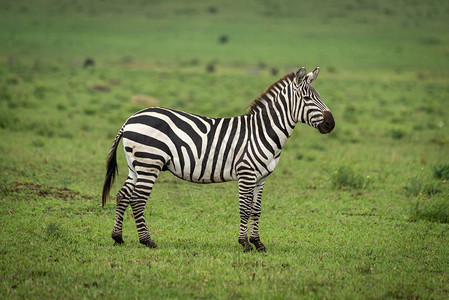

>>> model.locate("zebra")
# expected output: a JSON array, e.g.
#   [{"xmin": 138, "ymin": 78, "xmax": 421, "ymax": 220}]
[{"xmin": 102, "ymin": 67, "xmax": 335, "ymax": 252}]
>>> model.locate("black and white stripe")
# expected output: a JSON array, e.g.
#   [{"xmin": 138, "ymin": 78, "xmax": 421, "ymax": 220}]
[{"xmin": 102, "ymin": 67, "xmax": 335, "ymax": 251}]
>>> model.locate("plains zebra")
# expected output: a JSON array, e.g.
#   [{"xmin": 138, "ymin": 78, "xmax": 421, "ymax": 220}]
[{"xmin": 102, "ymin": 67, "xmax": 334, "ymax": 252}]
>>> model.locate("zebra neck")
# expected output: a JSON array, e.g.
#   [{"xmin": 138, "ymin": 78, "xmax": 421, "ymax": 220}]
[{"xmin": 249, "ymin": 108, "xmax": 296, "ymax": 153}]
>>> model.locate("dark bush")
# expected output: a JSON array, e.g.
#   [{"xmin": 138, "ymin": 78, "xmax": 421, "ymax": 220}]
[{"xmin": 433, "ymin": 164, "xmax": 449, "ymax": 180}]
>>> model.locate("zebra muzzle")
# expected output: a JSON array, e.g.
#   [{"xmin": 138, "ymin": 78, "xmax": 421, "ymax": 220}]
[{"xmin": 318, "ymin": 111, "xmax": 335, "ymax": 134}]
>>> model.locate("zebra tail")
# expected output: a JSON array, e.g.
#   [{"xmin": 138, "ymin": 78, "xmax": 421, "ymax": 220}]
[{"xmin": 102, "ymin": 125, "xmax": 124, "ymax": 208}]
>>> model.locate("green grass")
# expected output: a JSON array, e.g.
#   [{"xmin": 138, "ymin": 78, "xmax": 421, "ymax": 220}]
[{"xmin": 1, "ymin": 0, "xmax": 449, "ymax": 298}]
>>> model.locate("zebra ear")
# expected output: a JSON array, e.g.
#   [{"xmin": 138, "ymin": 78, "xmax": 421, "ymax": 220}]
[
  {"xmin": 306, "ymin": 67, "xmax": 320, "ymax": 84},
  {"xmin": 295, "ymin": 67, "xmax": 307, "ymax": 84}
]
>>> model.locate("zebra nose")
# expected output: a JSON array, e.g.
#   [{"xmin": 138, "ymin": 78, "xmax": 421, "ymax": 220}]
[{"xmin": 318, "ymin": 111, "xmax": 335, "ymax": 134}]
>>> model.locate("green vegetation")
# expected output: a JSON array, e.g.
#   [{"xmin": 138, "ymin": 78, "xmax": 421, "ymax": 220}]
[
  {"xmin": 1, "ymin": 0, "xmax": 449, "ymax": 298},
  {"xmin": 329, "ymin": 165, "xmax": 370, "ymax": 190}
]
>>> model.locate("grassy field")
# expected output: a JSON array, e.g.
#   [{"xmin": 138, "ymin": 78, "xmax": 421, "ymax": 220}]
[{"xmin": 1, "ymin": 0, "xmax": 449, "ymax": 298}]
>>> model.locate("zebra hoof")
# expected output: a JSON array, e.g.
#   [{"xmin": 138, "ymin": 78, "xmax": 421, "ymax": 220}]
[
  {"xmin": 256, "ymin": 245, "xmax": 267, "ymax": 252},
  {"xmin": 244, "ymin": 245, "xmax": 254, "ymax": 252},
  {"xmin": 250, "ymin": 238, "xmax": 267, "ymax": 252},
  {"xmin": 112, "ymin": 235, "xmax": 124, "ymax": 245},
  {"xmin": 239, "ymin": 238, "xmax": 253, "ymax": 252},
  {"xmin": 140, "ymin": 239, "xmax": 158, "ymax": 248}
]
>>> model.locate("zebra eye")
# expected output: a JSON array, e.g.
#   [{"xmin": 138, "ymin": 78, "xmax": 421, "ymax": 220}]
[{"xmin": 303, "ymin": 96, "xmax": 312, "ymax": 101}]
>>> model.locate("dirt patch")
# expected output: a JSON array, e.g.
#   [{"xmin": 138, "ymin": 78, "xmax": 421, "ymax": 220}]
[
  {"xmin": 91, "ymin": 84, "xmax": 111, "ymax": 92},
  {"xmin": 132, "ymin": 94, "xmax": 160, "ymax": 106},
  {"xmin": 8, "ymin": 182, "xmax": 95, "ymax": 201}
]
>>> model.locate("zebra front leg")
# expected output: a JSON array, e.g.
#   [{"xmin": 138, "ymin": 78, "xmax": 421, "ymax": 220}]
[
  {"xmin": 237, "ymin": 180, "xmax": 255, "ymax": 252},
  {"xmin": 249, "ymin": 182, "xmax": 266, "ymax": 252}
]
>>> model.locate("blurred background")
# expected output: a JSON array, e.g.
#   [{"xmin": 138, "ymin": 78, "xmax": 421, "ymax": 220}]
[{"xmin": 2, "ymin": 0, "xmax": 448, "ymax": 70}]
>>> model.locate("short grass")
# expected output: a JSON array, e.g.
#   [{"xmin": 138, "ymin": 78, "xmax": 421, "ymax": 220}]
[{"xmin": 1, "ymin": 0, "xmax": 449, "ymax": 299}]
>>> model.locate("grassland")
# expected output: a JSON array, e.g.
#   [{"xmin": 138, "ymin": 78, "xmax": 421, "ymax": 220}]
[{"xmin": 1, "ymin": 0, "xmax": 449, "ymax": 298}]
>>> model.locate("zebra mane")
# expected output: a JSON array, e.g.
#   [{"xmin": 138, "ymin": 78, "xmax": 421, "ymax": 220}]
[{"xmin": 248, "ymin": 72, "xmax": 296, "ymax": 114}]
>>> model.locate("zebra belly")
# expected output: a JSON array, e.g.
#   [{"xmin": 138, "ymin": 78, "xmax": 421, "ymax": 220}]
[{"xmin": 165, "ymin": 157, "xmax": 237, "ymax": 183}]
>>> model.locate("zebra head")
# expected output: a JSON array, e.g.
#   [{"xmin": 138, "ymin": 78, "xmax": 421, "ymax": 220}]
[{"xmin": 294, "ymin": 67, "xmax": 335, "ymax": 134}]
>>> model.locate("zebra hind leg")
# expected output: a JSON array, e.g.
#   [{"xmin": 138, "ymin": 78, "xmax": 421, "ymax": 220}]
[
  {"xmin": 129, "ymin": 162, "xmax": 162, "ymax": 248},
  {"xmin": 111, "ymin": 176, "xmax": 135, "ymax": 245},
  {"xmin": 130, "ymin": 186, "xmax": 157, "ymax": 248}
]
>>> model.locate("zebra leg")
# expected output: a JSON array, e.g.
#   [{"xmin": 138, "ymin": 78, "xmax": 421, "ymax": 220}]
[
  {"xmin": 111, "ymin": 175, "xmax": 135, "ymax": 245},
  {"xmin": 237, "ymin": 178, "xmax": 256, "ymax": 252},
  {"xmin": 249, "ymin": 182, "xmax": 266, "ymax": 252},
  {"xmin": 111, "ymin": 156, "xmax": 138, "ymax": 245},
  {"xmin": 129, "ymin": 162, "xmax": 161, "ymax": 248}
]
